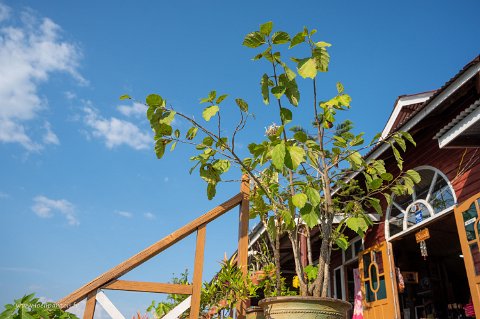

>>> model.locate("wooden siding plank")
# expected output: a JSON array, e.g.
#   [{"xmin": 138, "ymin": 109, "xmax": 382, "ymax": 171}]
[
  {"xmin": 102, "ymin": 281, "xmax": 193, "ymax": 294},
  {"xmin": 189, "ymin": 225, "xmax": 206, "ymax": 319},
  {"xmin": 58, "ymin": 193, "xmax": 243, "ymax": 309}
]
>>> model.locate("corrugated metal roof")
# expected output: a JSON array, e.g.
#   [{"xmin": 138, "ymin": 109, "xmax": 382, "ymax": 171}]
[{"xmin": 364, "ymin": 54, "xmax": 480, "ymax": 159}]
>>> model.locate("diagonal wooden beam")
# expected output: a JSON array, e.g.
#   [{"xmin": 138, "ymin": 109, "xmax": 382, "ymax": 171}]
[
  {"xmin": 95, "ymin": 291, "xmax": 125, "ymax": 319},
  {"xmin": 102, "ymin": 280, "xmax": 193, "ymax": 294},
  {"xmin": 57, "ymin": 193, "xmax": 243, "ymax": 309}
]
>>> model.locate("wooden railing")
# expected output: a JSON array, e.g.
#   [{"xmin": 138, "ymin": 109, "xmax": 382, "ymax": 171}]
[{"xmin": 57, "ymin": 176, "xmax": 250, "ymax": 319}]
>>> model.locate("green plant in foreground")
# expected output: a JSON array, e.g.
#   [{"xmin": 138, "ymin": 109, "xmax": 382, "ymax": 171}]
[
  {"xmin": 147, "ymin": 270, "xmax": 190, "ymax": 319},
  {"xmin": 201, "ymin": 255, "xmax": 258, "ymax": 319},
  {"xmin": 0, "ymin": 294, "xmax": 79, "ymax": 319},
  {"xmin": 124, "ymin": 21, "xmax": 420, "ymax": 297}
]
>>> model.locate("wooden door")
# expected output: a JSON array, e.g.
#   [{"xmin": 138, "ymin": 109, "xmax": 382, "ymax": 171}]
[
  {"xmin": 454, "ymin": 192, "xmax": 480, "ymax": 318},
  {"xmin": 359, "ymin": 241, "xmax": 400, "ymax": 319}
]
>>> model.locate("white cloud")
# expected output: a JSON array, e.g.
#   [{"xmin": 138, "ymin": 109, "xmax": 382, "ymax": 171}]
[
  {"xmin": 0, "ymin": 3, "xmax": 10, "ymax": 22},
  {"xmin": 83, "ymin": 106, "xmax": 151, "ymax": 150},
  {"xmin": 42, "ymin": 122, "xmax": 59, "ymax": 145},
  {"xmin": 0, "ymin": 4, "xmax": 84, "ymax": 150},
  {"xmin": 118, "ymin": 102, "xmax": 147, "ymax": 118},
  {"xmin": 32, "ymin": 196, "xmax": 79, "ymax": 226},
  {"xmin": 144, "ymin": 212, "xmax": 155, "ymax": 220},
  {"xmin": 116, "ymin": 211, "xmax": 133, "ymax": 218}
]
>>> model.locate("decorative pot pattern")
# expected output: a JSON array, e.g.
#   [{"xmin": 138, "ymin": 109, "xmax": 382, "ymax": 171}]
[{"xmin": 259, "ymin": 296, "xmax": 351, "ymax": 319}]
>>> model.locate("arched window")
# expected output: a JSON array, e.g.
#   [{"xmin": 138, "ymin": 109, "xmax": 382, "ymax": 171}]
[{"xmin": 385, "ymin": 166, "xmax": 457, "ymax": 240}]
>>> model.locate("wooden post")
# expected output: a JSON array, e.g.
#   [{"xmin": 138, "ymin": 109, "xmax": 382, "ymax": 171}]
[
  {"xmin": 190, "ymin": 224, "xmax": 207, "ymax": 319},
  {"xmin": 237, "ymin": 175, "xmax": 250, "ymax": 319},
  {"xmin": 83, "ymin": 291, "xmax": 97, "ymax": 319}
]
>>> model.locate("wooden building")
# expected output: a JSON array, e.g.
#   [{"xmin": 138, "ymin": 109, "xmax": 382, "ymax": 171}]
[{"xmin": 327, "ymin": 55, "xmax": 480, "ymax": 319}]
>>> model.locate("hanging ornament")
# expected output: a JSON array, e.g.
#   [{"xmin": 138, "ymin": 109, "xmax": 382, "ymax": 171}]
[
  {"xmin": 419, "ymin": 240, "xmax": 428, "ymax": 259},
  {"xmin": 415, "ymin": 228, "xmax": 430, "ymax": 260}
]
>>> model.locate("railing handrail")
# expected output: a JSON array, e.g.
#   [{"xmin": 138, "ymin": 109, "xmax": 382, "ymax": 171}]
[{"xmin": 57, "ymin": 191, "xmax": 245, "ymax": 310}]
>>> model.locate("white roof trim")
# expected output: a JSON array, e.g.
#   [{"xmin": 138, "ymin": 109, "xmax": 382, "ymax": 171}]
[
  {"xmin": 370, "ymin": 62, "xmax": 480, "ymax": 162},
  {"xmin": 381, "ymin": 92, "xmax": 434, "ymax": 139},
  {"xmin": 436, "ymin": 98, "xmax": 480, "ymax": 148}
]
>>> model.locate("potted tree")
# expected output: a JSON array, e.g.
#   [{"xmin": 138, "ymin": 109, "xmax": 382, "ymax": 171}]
[{"xmin": 128, "ymin": 21, "xmax": 419, "ymax": 318}]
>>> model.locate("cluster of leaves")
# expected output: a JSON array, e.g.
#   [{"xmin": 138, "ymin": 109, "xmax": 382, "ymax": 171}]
[
  {"xmin": 200, "ymin": 255, "xmax": 258, "ymax": 319},
  {"xmin": 132, "ymin": 21, "xmax": 420, "ymax": 296},
  {"xmin": 0, "ymin": 294, "xmax": 79, "ymax": 319},
  {"xmin": 147, "ymin": 270, "xmax": 190, "ymax": 319}
]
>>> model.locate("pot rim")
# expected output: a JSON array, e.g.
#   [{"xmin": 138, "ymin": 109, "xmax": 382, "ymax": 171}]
[{"xmin": 259, "ymin": 296, "xmax": 352, "ymax": 309}]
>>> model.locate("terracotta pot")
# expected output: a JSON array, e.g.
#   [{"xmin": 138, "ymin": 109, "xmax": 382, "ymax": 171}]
[
  {"xmin": 259, "ymin": 296, "xmax": 352, "ymax": 319},
  {"xmin": 246, "ymin": 306, "xmax": 265, "ymax": 319}
]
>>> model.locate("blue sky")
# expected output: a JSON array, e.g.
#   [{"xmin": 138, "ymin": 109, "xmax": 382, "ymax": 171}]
[{"xmin": 0, "ymin": 0, "xmax": 479, "ymax": 317}]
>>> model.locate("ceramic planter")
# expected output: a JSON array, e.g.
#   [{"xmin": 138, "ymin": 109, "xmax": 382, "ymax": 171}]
[{"xmin": 259, "ymin": 296, "xmax": 351, "ymax": 319}]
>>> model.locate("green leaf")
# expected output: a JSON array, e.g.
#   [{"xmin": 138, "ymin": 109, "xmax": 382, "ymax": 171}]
[
  {"xmin": 312, "ymin": 47, "xmax": 330, "ymax": 72},
  {"xmin": 304, "ymin": 265, "xmax": 319, "ymax": 281},
  {"xmin": 203, "ymin": 136, "xmax": 214, "ymax": 146},
  {"xmin": 400, "ymin": 131, "xmax": 416, "ymax": 146},
  {"xmin": 280, "ymin": 107, "xmax": 292, "ymax": 124},
  {"xmin": 368, "ymin": 178, "xmax": 383, "ymax": 191},
  {"xmin": 300, "ymin": 203, "xmax": 319, "ymax": 228},
  {"xmin": 380, "ymin": 173, "xmax": 393, "ymax": 181},
  {"xmin": 297, "ymin": 58, "xmax": 317, "ymax": 79},
  {"xmin": 271, "ymin": 31, "xmax": 290, "ymax": 44},
  {"xmin": 207, "ymin": 183, "xmax": 216, "ymax": 200},
  {"xmin": 336, "ymin": 82, "xmax": 344, "ymax": 94},
  {"xmin": 146, "ymin": 94, "xmax": 164, "ymax": 107},
  {"xmin": 174, "ymin": 129, "xmax": 180, "ymax": 138},
  {"xmin": 216, "ymin": 94, "xmax": 228, "ymax": 104},
  {"xmin": 235, "ymin": 98, "xmax": 249, "ymax": 112},
  {"xmin": 305, "ymin": 187, "xmax": 321, "ymax": 206},
  {"xmin": 159, "ymin": 110, "xmax": 176, "ymax": 125},
  {"xmin": 335, "ymin": 236, "xmax": 349, "ymax": 250},
  {"xmin": 348, "ymin": 151, "xmax": 363, "ymax": 168},
  {"xmin": 186, "ymin": 127, "xmax": 198, "ymax": 140},
  {"xmin": 315, "ymin": 41, "xmax": 331, "ymax": 48},
  {"xmin": 292, "ymin": 193, "xmax": 308, "ymax": 209},
  {"xmin": 285, "ymin": 145, "xmax": 306, "ymax": 170},
  {"xmin": 289, "ymin": 32, "xmax": 305, "ymax": 48},
  {"xmin": 271, "ymin": 86, "xmax": 286, "ymax": 99},
  {"xmin": 391, "ymin": 144, "xmax": 403, "ymax": 170},
  {"xmin": 170, "ymin": 141, "xmax": 177, "ymax": 151},
  {"xmin": 368, "ymin": 198, "xmax": 382, "ymax": 215},
  {"xmin": 260, "ymin": 21, "xmax": 273, "ymax": 36},
  {"xmin": 212, "ymin": 159, "xmax": 231, "ymax": 173},
  {"xmin": 147, "ymin": 105, "xmax": 155, "ymax": 121},
  {"xmin": 119, "ymin": 94, "xmax": 131, "ymax": 100},
  {"xmin": 271, "ymin": 142, "xmax": 286, "ymax": 170},
  {"xmin": 337, "ymin": 94, "xmax": 352, "ymax": 107},
  {"xmin": 393, "ymin": 133, "xmax": 407, "ymax": 152},
  {"xmin": 346, "ymin": 217, "xmax": 368, "ymax": 235},
  {"xmin": 243, "ymin": 31, "xmax": 265, "ymax": 48},
  {"xmin": 293, "ymin": 131, "xmax": 307, "ymax": 143},
  {"xmin": 155, "ymin": 140, "xmax": 166, "ymax": 159},
  {"xmin": 261, "ymin": 74, "xmax": 270, "ymax": 105},
  {"xmin": 202, "ymin": 105, "xmax": 219, "ymax": 121},
  {"xmin": 405, "ymin": 169, "xmax": 421, "ymax": 183},
  {"xmin": 199, "ymin": 164, "xmax": 221, "ymax": 184}
]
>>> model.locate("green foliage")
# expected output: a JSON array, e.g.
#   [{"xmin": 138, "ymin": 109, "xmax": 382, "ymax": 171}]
[
  {"xmin": 137, "ymin": 20, "xmax": 420, "ymax": 298},
  {"xmin": 0, "ymin": 294, "xmax": 79, "ymax": 319},
  {"xmin": 147, "ymin": 270, "xmax": 190, "ymax": 319},
  {"xmin": 201, "ymin": 256, "xmax": 258, "ymax": 318}
]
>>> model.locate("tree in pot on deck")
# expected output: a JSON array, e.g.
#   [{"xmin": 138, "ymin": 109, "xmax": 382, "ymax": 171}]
[{"xmin": 126, "ymin": 21, "xmax": 419, "ymax": 297}]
